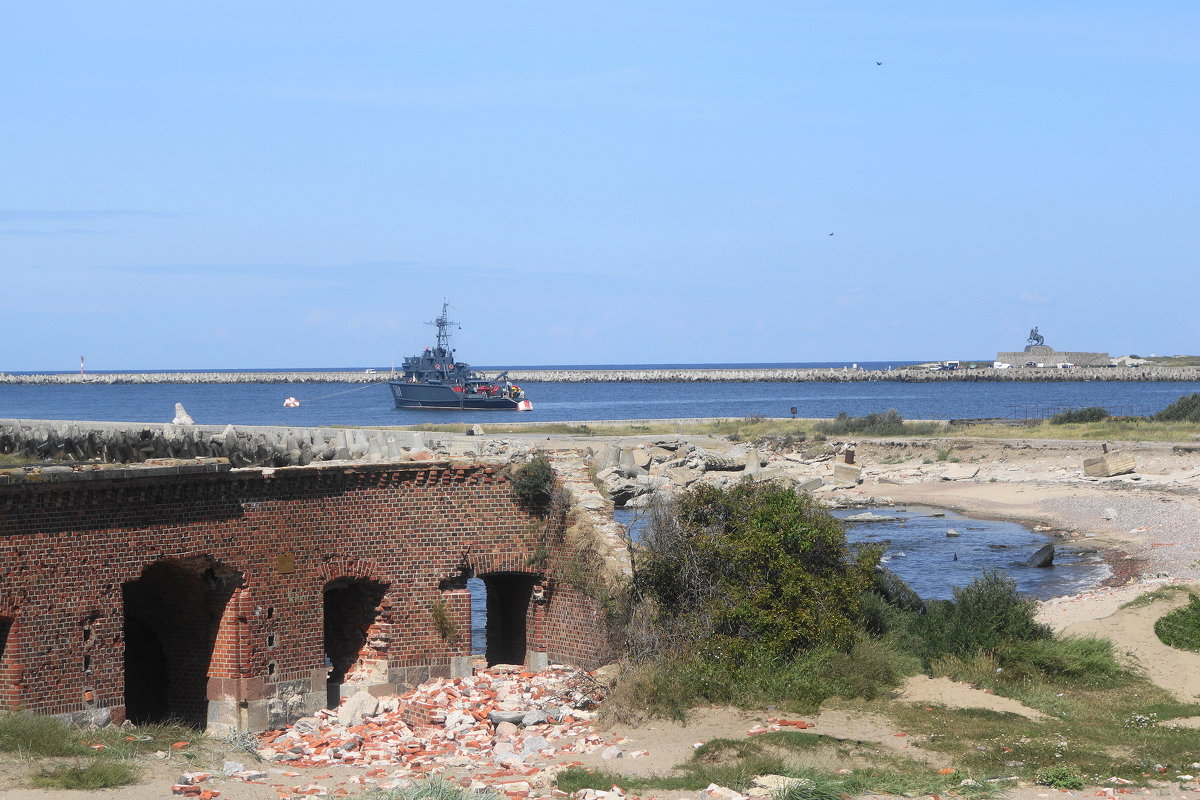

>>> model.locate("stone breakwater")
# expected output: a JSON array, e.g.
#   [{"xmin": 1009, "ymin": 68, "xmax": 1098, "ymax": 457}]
[{"xmin": 5, "ymin": 366, "xmax": 1200, "ymax": 383}]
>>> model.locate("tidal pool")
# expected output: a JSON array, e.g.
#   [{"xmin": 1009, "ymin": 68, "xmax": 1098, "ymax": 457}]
[{"xmin": 613, "ymin": 505, "xmax": 1108, "ymax": 602}]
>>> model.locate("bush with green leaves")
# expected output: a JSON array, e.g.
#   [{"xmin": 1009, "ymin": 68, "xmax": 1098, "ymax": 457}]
[
  {"xmin": 814, "ymin": 409, "xmax": 940, "ymax": 437},
  {"xmin": 1154, "ymin": 393, "xmax": 1200, "ymax": 423},
  {"xmin": 635, "ymin": 481, "xmax": 879, "ymax": 658},
  {"xmin": 908, "ymin": 570, "xmax": 1051, "ymax": 663},
  {"xmin": 1050, "ymin": 406, "xmax": 1110, "ymax": 424},
  {"xmin": 1035, "ymin": 766, "xmax": 1084, "ymax": 790},
  {"xmin": 509, "ymin": 454, "xmax": 556, "ymax": 514}
]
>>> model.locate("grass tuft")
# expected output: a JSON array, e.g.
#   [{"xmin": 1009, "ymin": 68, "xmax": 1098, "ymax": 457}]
[
  {"xmin": 0, "ymin": 713, "xmax": 86, "ymax": 756},
  {"xmin": 1155, "ymin": 593, "xmax": 1200, "ymax": 652},
  {"xmin": 32, "ymin": 761, "xmax": 141, "ymax": 790},
  {"xmin": 1119, "ymin": 584, "xmax": 1191, "ymax": 609},
  {"xmin": 366, "ymin": 779, "xmax": 501, "ymax": 800}
]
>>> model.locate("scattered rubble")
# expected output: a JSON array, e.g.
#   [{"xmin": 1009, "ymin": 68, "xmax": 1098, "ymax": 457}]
[{"xmin": 251, "ymin": 665, "xmax": 614, "ymax": 795}]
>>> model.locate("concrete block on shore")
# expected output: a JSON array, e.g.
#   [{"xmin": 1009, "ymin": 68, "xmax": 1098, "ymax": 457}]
[
  {"xmin": 592, "ymin": 444, "xmax": 620, "ymax": 469},
  {"xmin": 833, "ymin": 462, "xmax": 862, "ymax": 485},
  {"xmin": 796, "ymin": 477, "xmax": 824, "ymax": 492},
  {"xmin": 939, "ymin": 465, "xmax": 980, "ymax": 481},
  {"xmin": 1083, "ymin": 452, "xmax": 1136, "ymax": 477}
]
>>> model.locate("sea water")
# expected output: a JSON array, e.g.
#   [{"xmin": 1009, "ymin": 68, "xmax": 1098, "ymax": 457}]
[{"xmin": 2, "ymin": 378, "xmax": 1198, "ymax": 426}]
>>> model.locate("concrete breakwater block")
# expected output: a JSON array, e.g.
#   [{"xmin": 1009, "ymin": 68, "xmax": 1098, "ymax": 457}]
[
  {"xmin": 0, "ymin": 419, "xmax": 428, "ymax": 468},
  {"xmin": 833, "ymin": 462, "xmax": 862, "ymax": 484},
  {"xmin": 1083, "ymin": 452, "xmax": 1136, "ymax": 478}
]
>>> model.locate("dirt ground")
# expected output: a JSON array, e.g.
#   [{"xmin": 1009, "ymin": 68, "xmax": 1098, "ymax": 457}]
[{"xmin": 5, "ymin": 434, "xmax": 1200, "ymax": 800}]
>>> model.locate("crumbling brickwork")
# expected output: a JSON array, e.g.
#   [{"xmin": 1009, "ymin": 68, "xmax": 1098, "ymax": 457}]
[{"xmin": 0, "ymin": 461, "xmax": 614, "ymax": 731}]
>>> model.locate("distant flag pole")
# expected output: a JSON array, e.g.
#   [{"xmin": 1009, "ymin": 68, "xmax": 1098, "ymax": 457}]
[{"xmin": 80, "ymin": 355, "xmax": 85, "ymax": 375}]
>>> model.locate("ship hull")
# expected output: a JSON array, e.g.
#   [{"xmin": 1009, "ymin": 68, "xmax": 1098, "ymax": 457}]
[{"xmin": 388, "ymin": 382, "xmax": 530, "ymax": 410}]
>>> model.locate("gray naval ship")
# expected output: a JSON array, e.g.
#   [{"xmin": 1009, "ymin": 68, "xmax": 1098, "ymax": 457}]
[{"xmin": 388, "ymin": 303, "xmax": 533, "ymax": 410}]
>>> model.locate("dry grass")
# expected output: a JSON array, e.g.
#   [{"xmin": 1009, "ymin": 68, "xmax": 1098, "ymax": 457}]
[{"xmin": 945, "ymin": 420, "xmax": 1200, "ymax": 441}]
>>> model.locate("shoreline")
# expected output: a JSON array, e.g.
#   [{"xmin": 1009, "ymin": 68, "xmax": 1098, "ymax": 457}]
[{"xmin": 4, "ymin": 365, "xmax": 1200, "ymax": 384}]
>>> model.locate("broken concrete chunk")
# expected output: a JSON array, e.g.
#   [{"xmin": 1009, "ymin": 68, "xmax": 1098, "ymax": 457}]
[
  {"xmin": 521, "ymin": 709, "xmax": 548, "ymax": 726},
  {"xmin": 833, "ymin": 462, "xmax": 862, "ymax": 485},
  {"xmin": 1084, "ymin": 452, "xmax": 1136, "ymax": 478},
  {"xmin": 938, "ymin": 465, "xmax": 980, "ymax": 481},
  {"xmin": 521, "ymin": 735, "xmax": 551, "ymax": 757},
  {"xmin": 336, "ymin": 690, "xmax": 379, "ymax": 727},
  {"xmin": 844, "ymin": 512, "xmax": 898, "ymax": 523},
  {"xmin": 490, "ymin": 708, "xmax": 525, "ymax": 724}
]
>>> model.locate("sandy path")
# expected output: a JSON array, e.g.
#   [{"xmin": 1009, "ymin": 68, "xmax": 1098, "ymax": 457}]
[{"xmin": 1058, "ymin": 587, "xmax": 1200, "ymax": 703}]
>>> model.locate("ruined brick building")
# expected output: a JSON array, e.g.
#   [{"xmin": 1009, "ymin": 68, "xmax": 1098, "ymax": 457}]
[{"xmin": 0, "ymin": 450, "xmax": 620, "ymax": 733}]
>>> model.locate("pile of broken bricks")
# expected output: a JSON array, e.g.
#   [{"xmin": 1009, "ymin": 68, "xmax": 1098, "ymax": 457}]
[{"xmin": 241, "ymin": 664, "xmax": 645, "ymax": 797}]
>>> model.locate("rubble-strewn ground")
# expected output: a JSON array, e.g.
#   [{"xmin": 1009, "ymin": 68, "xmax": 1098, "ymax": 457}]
[{"xmin": 5, "ymin": 434, "xmax": 1200, "ymax": 800}]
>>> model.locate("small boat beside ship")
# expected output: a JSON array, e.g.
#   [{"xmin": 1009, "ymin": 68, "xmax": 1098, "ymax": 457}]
[{"xmin": 388, "ymin": 303, "xmax": 533, "ymax": 410}]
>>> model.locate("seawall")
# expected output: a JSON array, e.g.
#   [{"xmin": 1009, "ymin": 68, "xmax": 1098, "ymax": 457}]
[{"xmin": 4, "ymin": 366, "xmax": 1200, "ymax": 383}]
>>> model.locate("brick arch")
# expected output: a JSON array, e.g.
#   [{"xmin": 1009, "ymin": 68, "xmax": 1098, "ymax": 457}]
[
  {"xmin": 317, "ymin": 558, "xmax": 388, "ymax": 585},
  {"xmin": 466, "ymin": 553, "xmax": 545, "ymax": 580},
  {"xmin": 120, "ymin": 555, "xmax": 244, "ymax": 728},
  {"xmin": 320, "ymin": 570, "xmax": 391, "ymax": 708}
]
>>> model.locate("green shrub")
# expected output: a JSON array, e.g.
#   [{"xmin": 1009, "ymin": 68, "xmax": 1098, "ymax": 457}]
[
  {"xmin": 1154, "ymin": 393, "xmax": 1200, "ymax": 423},
  {"xmin": 606, "ymin": 636, "xmax": 916, "ymax": 719},
  {"xmin": 636, "ymin": 482, "xmax": 878, "ymax": 656},
  {"xmin": 1050, "ymin": 407, "xmax": 1110, "ymax": 424},
  {"xmin": 1035, "ymin": 765, "xmax": 1084, "ymax": 790},
  {"xmin": 814, "ymin": 409, "xmax": 941, "ymax": 437},
  {"xmin": 509, "ymin": 454, "xmax": 555, "ymax": 514},
  {"xmin": 32, "ymin": 761, "xmax": 141, "ymax": 790},
  {"xmin": 909, "ymin": 570, "xmax": 1050, "ymax": 663},
  {"xmin": 1155, "ymin": 594, "xmax": 1200, "ymax": 652}
]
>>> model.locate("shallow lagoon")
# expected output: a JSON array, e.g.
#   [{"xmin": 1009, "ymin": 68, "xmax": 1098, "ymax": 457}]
[{"xmin": 613, "ymin": 505, "xmax": 1107, "ymax": 603}]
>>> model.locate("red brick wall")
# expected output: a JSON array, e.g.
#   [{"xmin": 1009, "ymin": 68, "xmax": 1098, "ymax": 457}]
[{"xmin": 0, "ymin": 462, "xmax": 614, "ymax": 722}]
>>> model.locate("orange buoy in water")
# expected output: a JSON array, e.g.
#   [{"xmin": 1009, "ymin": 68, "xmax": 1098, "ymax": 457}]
[{"xmin": 283, "ymin": 397, "xmax": 300, "ymax": 407}]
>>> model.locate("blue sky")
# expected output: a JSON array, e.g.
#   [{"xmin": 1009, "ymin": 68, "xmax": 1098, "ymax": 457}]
[{"xmin": 3, "ymin": 2, "xmax": 1198, "ymax": 370}]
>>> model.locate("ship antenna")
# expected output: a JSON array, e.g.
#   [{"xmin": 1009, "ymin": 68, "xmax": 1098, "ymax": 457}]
[{"xmin": 425, "ymin": 301, "xmax": 458, "ymax": 378}]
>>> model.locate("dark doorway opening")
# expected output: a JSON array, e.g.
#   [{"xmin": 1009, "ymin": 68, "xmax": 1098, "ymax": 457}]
[
  {"xmin": 481, "ymin": 573, "xmax": 536, "ymax": 667},
  {"xmin": 0, "ymin": 616, "xmax": 10, "ymax": 709},
  {"xmin": 122, "ymin": 557, "xmax": 241, "ymax": 728},
  {"xmin": 323, "ymin": 578, "xmax": 388, "ymax": 708},
  {"xmin": 0, "ymin": 617, "xmax": 10, "ymax": 664}
]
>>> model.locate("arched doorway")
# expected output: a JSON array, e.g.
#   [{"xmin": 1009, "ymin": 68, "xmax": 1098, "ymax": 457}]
[
  {"xmin": 122, "ymin": 557, "xmax": 242, "ymax": 728},
  {"xmin": 322, "ymin": 578, "xmax": 388, "ymax": 708}
]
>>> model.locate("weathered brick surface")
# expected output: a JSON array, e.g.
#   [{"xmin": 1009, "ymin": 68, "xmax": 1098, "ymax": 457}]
[{"xmin": 0, "ymin": 461, "xmax": 613, "ymax": 726}]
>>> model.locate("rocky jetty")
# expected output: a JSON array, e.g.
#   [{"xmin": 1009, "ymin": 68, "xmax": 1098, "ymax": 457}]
[{"xmin": 0, "ymin": 418, "xmax": 431, "ymax": 468}]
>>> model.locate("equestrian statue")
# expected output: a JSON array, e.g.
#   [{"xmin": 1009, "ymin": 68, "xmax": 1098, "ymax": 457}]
[{"xmin": 1027, "ymin": 326, "xmax": 1045, "ymax": 347}]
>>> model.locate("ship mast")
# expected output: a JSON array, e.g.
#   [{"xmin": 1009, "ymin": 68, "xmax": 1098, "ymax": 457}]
[
  {"xmin": 428, "ymin": 302, "xmax": 456, "ymax": 355},
  {"xmin": 426, "ymin": 301, "xmax": 457, "ymax": 379}
]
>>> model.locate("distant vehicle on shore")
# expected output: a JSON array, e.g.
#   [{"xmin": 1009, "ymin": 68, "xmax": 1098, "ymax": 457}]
[{"xmin": 387, "ymin": 303, "xmax": 532, "ymax": 411}]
